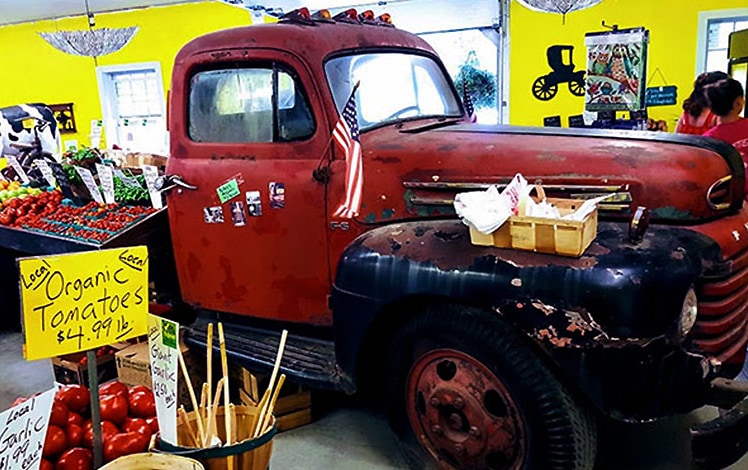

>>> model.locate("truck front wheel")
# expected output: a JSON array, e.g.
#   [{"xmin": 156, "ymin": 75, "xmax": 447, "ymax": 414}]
[{"xmin": 386, "ymin": 305, "xmax": 596, "ymax": 469}]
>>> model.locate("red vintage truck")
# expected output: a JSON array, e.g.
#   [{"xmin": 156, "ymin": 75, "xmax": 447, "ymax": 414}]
[{"xmin": 2, "ymin": 7, "xmax": 748, "ymax": 470}]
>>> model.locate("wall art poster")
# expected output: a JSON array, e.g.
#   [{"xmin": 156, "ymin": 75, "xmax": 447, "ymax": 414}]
[{"xmin": 584, "ymin": 28, "xmax": 648, "ymax": 111}]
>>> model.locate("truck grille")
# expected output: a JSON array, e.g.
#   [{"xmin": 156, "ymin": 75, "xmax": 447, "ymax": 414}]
[{"xmin": 693, "ymin": 248, "xmax": 748, "ymax": 370}]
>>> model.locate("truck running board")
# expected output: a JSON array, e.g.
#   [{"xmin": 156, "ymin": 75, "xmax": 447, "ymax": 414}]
[{"xmin": 184, "ymin": 316, "xmax": 356, "ymax": 394}]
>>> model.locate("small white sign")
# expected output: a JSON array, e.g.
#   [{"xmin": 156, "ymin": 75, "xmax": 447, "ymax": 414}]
[
  {"xmin": 147, "ymin": 314, "xmax": 179, "ymax": 445},
  {"xmin": 75, "ymin": 166, "xmax": 104, "ymax": 204},
  {"xmin": 5, "ymin": 155, "xmax": 29, "ymax": 184},
  {"xmin": 141, "ymin": 165, "xmax": 163, "ymax": 209},
  {"xmin": 96, "ymin": 163, "xmax": 116, "ymax": 205},
  {"xmin": 0, "ymin": 388, "xmax": 55, "ymax": 470},
  {"xmin": 34, "ymin": 160, "xmax": 57, "ymax": 188}
]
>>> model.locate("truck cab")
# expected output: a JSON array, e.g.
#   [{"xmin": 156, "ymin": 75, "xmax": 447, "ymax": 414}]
[{"xmin": 165, "ymin": 8, "xmax": 748, "ymax": 469}]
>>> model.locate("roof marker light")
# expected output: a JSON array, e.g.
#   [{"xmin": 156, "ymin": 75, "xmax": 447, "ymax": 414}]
[
  {"xmin": 333, "ymin": 8, "xmax": 360, "ymax": 23},
  {"xmin": 377, "ymin": 13, "xmax": 394, "ymax": 27},
  {"xmin": 312, "ymin": 9, "xmax": 333, "ymax": 21},
  {"xmin": 280, "ymin": 7, "xmax": 315, "ymax": 25},
  {"xmin": 359, "ymin": 10, "xmax": 376, "ymax": 21}
]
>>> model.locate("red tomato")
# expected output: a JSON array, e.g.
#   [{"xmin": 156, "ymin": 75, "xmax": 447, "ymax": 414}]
[
  {"xmin": 55, "ymin": 447, "xmax": 93, "ymax": 470},
  {"xmin": 128, "ymin": 385, "xmax": 150, "ymax": 396},
  {"xmin": 56, "ymin": 385, "xmax": 90, "ymax": 413},
  {"xmin": 145, "ymin": 416, "xmax": 159, "ymax": 434},
  {"xmin": 121, "ymin": 417, "xmax": 151, "ymax": 439},
  {"xmin": 66, "ymin": 424, "xmax": 83, "ymax": 447},
  {"xmin": 99, "ymin": 394, "xmax": 128, "ymax": 424},
  {"xmin": 103, "ymin": 432, "xmax": 149, "ymax": 462},
  {"xmin": 43, "ymin": 425, "xmax": 68, "ymax": 458},
  {"xmin": 128, "ymin": 391, "xmax": 156, "ymax": 418},
  {"xmin": 40, "ymin": 458, "xmax": 54, "ymax": 470},
  {"xmin": 82, "ymin": 421, "xmax": 119, "ymax": 448},
  {"xmin": 99, "ymin": 381, "xmax": 129, "ymax": 400},
  {"xmin": 67, "ymin": 412, "xmax": 84, "ymax": 428},
  {"xmin": 50, "ymin": 401, "xmax": 69, "ymax": 428},
  {"xmin": 11, "ymin": 396, "xmax": 28, "ymax": 407}
]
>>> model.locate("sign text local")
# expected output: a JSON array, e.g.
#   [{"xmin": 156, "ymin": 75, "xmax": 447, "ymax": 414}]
[{"xmin": 19, "ymin": 246, "xmax": 149, "ymax": 360}]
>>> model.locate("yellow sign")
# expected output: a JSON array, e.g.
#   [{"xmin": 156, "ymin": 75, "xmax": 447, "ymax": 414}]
[{"xmin": 19, "ymin": 246, "xmax": 149, "ymax": 360}]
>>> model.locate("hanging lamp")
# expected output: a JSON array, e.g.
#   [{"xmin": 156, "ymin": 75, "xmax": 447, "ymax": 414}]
[
  {"xmin": 38, "ymin": 0, "xmax": 139, "ymax": 63},
  {"xmin": 516, "ymin": 0, "xmax": 603, "ymax": 23}
]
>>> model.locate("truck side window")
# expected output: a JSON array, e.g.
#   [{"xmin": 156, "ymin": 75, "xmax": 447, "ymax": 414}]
[{"xmin": 188, "ymin": 66, "xmax": 315, "ymax": 143}]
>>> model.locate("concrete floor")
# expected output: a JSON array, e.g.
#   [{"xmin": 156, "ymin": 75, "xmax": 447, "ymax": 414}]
[{"xmin": 2, "ymin": 329, "xmax": 747, "ymax": 470}]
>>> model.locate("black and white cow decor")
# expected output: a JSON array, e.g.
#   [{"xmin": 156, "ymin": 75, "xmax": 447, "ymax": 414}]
[{"xmin": 0, "ymin": 103, "xmax": 61, "ymax": 159}]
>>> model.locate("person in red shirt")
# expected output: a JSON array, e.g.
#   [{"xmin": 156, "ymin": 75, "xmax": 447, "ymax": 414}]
[
  {"xmin": 704, "ymin": 78, "xmax": 748, "ymax": 197},
  {"xmin": 676, "ymin": 71, "xmax": 729, "ymax": 135}
]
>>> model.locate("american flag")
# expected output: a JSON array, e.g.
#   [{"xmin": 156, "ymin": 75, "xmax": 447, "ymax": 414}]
[
  {"xmin": 462, "ymin": 81, "xmax": 477, "ymax": 123},
  {"xmin": 332, "ymin": 89, "xmax": 363, "ymax": 218}
]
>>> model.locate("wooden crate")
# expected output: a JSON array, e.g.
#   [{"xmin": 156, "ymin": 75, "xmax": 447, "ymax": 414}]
[
  {"xmin": 467, "ymin": 197, "xmax": 597, "ymax": 257},
  {"xmin": 237, "ymin": 367, "xmax": 312, "ymax": 433}
]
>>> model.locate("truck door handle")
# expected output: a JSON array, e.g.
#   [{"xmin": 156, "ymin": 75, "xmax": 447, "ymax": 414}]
[{"xmin": 155, "ymin": 174, "xmax": 198, "ymax": 192}]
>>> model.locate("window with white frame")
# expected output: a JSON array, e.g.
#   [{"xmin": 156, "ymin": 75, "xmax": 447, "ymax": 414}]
[
  {"xmin": 96, "ymin": 62, "xmax": 168, "ymax": 155},
  {"xmin": 697, "ymin": 9, "xmax": 748, "ymax": 74}
]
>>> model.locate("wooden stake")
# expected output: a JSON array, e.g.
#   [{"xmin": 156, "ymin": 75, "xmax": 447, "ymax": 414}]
[
  {"xmin": 260, "ymin": 374, "xmax": 286, "ymax": 435},
  {"xmin": 199, "ymin": 382, "xmax": 208, "ymax": 423},
  {"xmin": 179, "ymin": 406, "xmax": 199, "ymax": 448},
  {"xmin": 218, "ymin": 323, "xmax": 232, "ymax": 445},
  {"xmin": 206, "ymin": 322, "xmax": 214, "ymax": 425},
  {"xmin": 252, "ymin": 330, "xmax": 287, "ymax": 437},
  {"xmin": 204, "ymin": 377, "xmax": 225, "ymax": 446},
  {"xmin": 178, "ymin": 347, "xmax": 206, "ymax": 447}
]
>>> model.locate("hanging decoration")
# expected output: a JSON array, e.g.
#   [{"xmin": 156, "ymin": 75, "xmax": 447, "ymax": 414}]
[
  {"xmin": 38, "ymin": 0, "xmax": 138, "ymax": 63},
  {"xmin": 516, "ymin": 0, "xmax": 603, "ymax": 23},
  {"xmin": 584, "ymin": 27, "xmax": 649, "ymax": 112}
]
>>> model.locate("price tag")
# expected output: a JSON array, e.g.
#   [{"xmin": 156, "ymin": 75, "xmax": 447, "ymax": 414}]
[
  {"xmin": 0, "ymin": 388, "xmax": 55, "ymax": 470},
  {"xmin": 96, "ymin": 164, "xmax": 116, "ymax": 205},
  {"xmin": 18, "ymin": 246, "xmax": 149, "ymax": 360},
  {"xmin": 49, "ymin": 162, "xmax": 77, "ymax": 201},
  {"xmin": 34, "ymin": 160, "xmax": 58, "ymax": 187},
  {"xmin": 217, "ymin": 179, "xmax": 240, "ymax": 203},
  {"xmin": 148, "ymin": 314, "xmax": 179, "ymax": 444},
  {"xmin": 141, "ymin": 165, "xmax": 163, "ymax": 209},
  {"xmin": 75, "ymin": 166, "xmax": 104, "ymax": 204},
  {"xmin": 5, "ymin": 155, "xmax": 30, "ymax": 183}
]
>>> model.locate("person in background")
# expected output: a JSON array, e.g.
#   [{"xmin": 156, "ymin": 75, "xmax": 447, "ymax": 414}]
[
  {"xmin": 675, "ymin": 71, "xmax": 729, "ymax": 135},
  {"xmin": 704, "ymin": 77, "xmax": 748, "ymax": 198}
]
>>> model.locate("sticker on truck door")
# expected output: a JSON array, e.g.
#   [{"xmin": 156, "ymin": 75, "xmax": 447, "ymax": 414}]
[
  {"xmin": 246, "ymin": 191, "xmax": 262, "ymax": 216},
  {"xmin": 203, "ymin": 206, "xmax": 224, "ymax": 223},
  {"xmin": 269, "ymin": 182, "xmax": 285, "ymax": 209},
  {"xmin": 230, "ymin": 201, "xmax": 247, "ymax": 227}
]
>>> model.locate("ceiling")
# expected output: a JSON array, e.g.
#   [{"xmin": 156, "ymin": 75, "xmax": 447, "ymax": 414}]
[{"xmin": 0, "ymin": 0, "xmax": 376, "ymax": 26}]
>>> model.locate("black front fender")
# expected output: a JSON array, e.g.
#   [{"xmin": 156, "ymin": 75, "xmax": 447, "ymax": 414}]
[{"xmin": 331, "ymin": 219, "xmax": 723, "ymax": 418}]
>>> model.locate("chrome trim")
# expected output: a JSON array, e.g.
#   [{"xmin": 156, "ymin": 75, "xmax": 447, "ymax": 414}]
[{"xmin": 706, "ymin": 175, "xmax": 733, "ymax": 211}]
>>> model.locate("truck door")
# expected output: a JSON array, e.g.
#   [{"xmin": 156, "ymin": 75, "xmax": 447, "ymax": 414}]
[{"xmin": 166, "ymin": 50, "xmax": 333, "ymax": 325}]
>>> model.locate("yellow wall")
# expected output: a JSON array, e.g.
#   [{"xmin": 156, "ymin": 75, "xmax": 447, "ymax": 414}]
[
  {"xmin": 0, "ymin": 1, "xmax": 248, "ymax": 147},
  {"xmin": 509, "ymin": 0, "xmax": 748, "ymax": 127}
]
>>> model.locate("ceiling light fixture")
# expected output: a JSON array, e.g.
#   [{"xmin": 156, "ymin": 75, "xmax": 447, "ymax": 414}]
[{"xmin": 516, "ymin": 0, "xmax": 603, "ymax": 23}]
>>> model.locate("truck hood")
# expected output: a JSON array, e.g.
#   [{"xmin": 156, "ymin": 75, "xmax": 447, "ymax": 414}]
[{"xmin": 355, "ymin": 123, "xmax": 744, "ymax": 224}]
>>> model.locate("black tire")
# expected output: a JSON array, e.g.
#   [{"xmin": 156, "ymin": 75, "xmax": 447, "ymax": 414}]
[
  {"xmin": 532, "ymin": 76, "xmax": 558, "ymax": 100},
  {"xmin": 385, "ymin": 304, "xmax": 596, "ymax": 470}
]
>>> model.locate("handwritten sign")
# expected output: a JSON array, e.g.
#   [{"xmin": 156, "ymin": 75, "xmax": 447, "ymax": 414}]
[
  {"xmin": 141, "ymin": 165, "xmax": 162, "ymax": 210},
  {"xmin": 0, "ymin": 388, "xmax": 54, "ymax": 470},
  {"xmin": 75, "ymin": 167, "xmax": 104, "ymax": 204},
  {"xmin": 49, "ymin": 163, "xmax": 76, "ymax": 202},
  {"xmin": 645, "ymin": 85, "xmax": 678, "ymax": 107},
  {"xmin": 5, "ymin": 155, "xmax": 29, "ymax": 184},
  {"xmin": 34, "ymin": 160, "xmax": 57, "ymax": 188},
  {"xmin": 95, "ymin": 164, "xmax": 115, "ymax": 205},
  {"xmin": 147, "ymin": 314, "xmax": 179, "ymax": 444},
  {"xmin": 217, "ymin": 179, "xmax": 240, "ymax": 204},
  {"xmin": 19, "ymin": 246, "xmax": 149, "ymax": 361}
]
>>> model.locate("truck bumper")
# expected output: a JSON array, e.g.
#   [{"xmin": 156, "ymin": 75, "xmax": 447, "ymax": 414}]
[{"xmin": 691, "ymin": 379, "xmax": 748, "ymax": 469}]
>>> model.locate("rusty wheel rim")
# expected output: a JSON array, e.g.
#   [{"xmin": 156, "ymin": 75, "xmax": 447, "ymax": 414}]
[{"xmin": 406, "ymin": 349, "xmax": 526, "ymax": 470}]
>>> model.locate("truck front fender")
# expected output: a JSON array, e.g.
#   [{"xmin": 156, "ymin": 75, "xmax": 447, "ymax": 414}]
[{"xmin": 331, "ymin": 219, "xmax": 722, "ymax": 417}]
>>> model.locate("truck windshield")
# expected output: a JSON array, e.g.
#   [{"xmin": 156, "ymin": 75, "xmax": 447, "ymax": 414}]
[{"xmin": 325, "ymin": 52, "xmax": 462, "ymax": 130}]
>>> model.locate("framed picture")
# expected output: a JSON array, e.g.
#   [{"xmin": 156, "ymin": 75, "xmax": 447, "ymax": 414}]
[{"xmin": 49, "ymin": 103, "xmax": 76, "ymax": 133}]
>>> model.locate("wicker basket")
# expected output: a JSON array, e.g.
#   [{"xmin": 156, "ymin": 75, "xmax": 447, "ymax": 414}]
[{"xmin": 100, "ymin": 452, "xmax": 204, "ymax": 469}]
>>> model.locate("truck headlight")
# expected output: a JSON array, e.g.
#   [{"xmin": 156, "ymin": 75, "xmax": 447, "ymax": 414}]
[{"xmin": 680, "ymin": 287, "xmax": 698, "ymax": 338}]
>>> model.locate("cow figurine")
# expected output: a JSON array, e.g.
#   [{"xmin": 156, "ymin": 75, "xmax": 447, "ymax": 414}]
[{"xmin": 0, "ymin": 103, "xmax": 62, "ymax": 161}]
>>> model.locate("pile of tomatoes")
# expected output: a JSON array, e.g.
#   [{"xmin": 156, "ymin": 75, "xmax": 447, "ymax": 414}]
[
  {"xmin": 32, "ymin": 381, "xmax": 159, "ymax": 469},
  {"xmin": 0, "ymin": 188, "xmax": 62, "ymax": 226}
]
